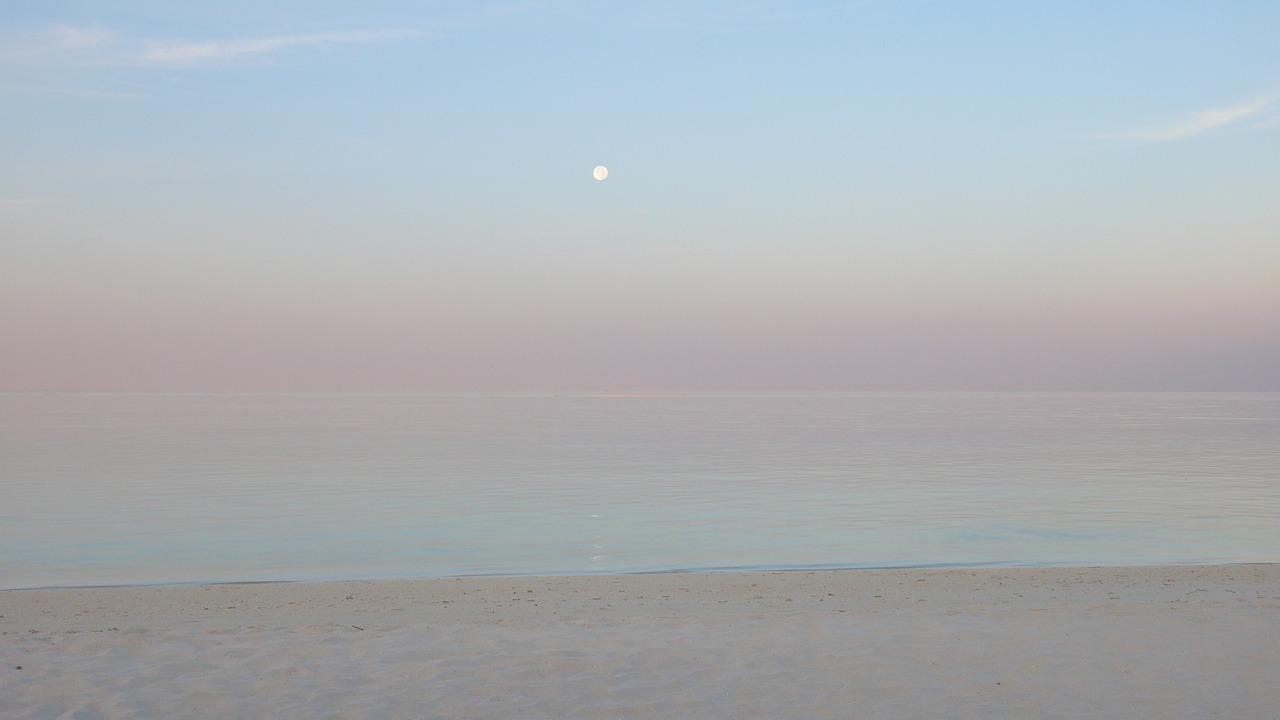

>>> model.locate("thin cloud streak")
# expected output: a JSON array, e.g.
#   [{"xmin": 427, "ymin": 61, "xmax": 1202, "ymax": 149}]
[
  {"xmin": 0, "ymin": 25, "xmax": 112, "ymax": 63},
  {"xmin": 0, "ymin": 198, "xmax": 56, "ymax": 217},
  {"xmin": 3, "ymin": 84, "xmax": 141, "ymax": 99},
  {"xmin": 2, "ymin": 26, "xmax": 422, "ymax": 68},
  {"xmin": 0, "ymin": 198, "xmax": 55, "ymax": 206},
  {"xmin": 51, "ymin": 24, "xmax": 115, "ymax": 48},
  {"xmin": 141, "ymin": 29, "xmax": 423, "ymax": 65},
  {"xmin": 1125, "ymin": 94, "xmax": 1278, "ymax": 142}
]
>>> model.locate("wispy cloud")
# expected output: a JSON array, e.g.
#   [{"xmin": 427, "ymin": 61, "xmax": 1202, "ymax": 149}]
[
  {"xmin": 2, "ymin": 25, "xmax": 422, "ymax": 68},
  {"xmin": 0, "ymin": 24, "xmax": 112, "ymax": 63},
  {"xmin": 0, "ymin": 198, "xmax": 56, "ymax": 216},
  {"xmin": 140, "ymin": 29, "xmax": 422, "ymax": 66},
  {"xmin": 3, "ymin": 84, "xmax": 141, "ymax": 99},
  {"xmin": 50, "ymin": 24, "xmax": 115, "ymax": 49},
  {"xmin": 1124, "ymin": 94, "xmax": 1278, "ymax": 142}
]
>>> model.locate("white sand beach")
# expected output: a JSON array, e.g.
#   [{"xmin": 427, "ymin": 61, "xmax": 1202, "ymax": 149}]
[{"xmin": 3, "ymin": 564, "xmax": 1278, "ymax": 719}]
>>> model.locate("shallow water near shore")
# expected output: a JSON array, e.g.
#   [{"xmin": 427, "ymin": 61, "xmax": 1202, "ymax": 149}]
[{"xmin": 3, "ymin": 392, "xmax": 1278, "ymax": 589}]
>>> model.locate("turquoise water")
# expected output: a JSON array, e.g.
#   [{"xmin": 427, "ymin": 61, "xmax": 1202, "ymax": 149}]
[{"xmin": 3, "ymin": 393, "xmax": 1278, "ymax": 589}]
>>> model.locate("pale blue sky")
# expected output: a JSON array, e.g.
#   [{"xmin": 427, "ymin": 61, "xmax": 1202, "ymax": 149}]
[{"xmin": 3, "ymin": 1, "xmax": 1278, "ymax": 391}]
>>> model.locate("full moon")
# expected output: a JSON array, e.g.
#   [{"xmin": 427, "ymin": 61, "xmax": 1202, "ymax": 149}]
[{"xmin": 592, "ymin": 165, "xmax": 608, "ymax": 181}]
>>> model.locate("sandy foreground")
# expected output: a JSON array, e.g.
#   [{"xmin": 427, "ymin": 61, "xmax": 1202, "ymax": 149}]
[{"xmin": 2, "ymin": 565, "xmax": 1277, "ymax": 719}]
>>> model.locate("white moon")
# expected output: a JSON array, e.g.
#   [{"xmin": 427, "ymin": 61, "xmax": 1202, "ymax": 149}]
[{"xmin": 593, "ymin": 165, "xmax": 608, "ymax": 181}]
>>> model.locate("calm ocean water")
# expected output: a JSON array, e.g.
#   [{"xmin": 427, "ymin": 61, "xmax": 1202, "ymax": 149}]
[{"xmin": 3, "ymin": 393, "xmax": 1278, "ymax": 589}]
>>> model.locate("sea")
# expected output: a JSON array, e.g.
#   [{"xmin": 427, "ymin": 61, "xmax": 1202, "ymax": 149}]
[{"xmin": 2, "ymin": 392, "xmax": 1278, "ymax": 590}]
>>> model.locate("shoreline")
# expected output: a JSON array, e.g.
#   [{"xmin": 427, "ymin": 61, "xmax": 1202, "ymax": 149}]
[
  {"xmin": 4, "ymin": 564, "xmax": 1278, "ymax": 718},
  {"xmin": 7, "ymin": 556, "xmax": 1275, "ymax": 592},
  {"xmin": 3, "ymin": 563, "xmax": 1276, "ymax": 632}
]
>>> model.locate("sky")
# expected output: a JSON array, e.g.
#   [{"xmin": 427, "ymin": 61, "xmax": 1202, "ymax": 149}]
[{"xmin": 2, "ymin": 1, "xmax": 1278, "ymax": 392}]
